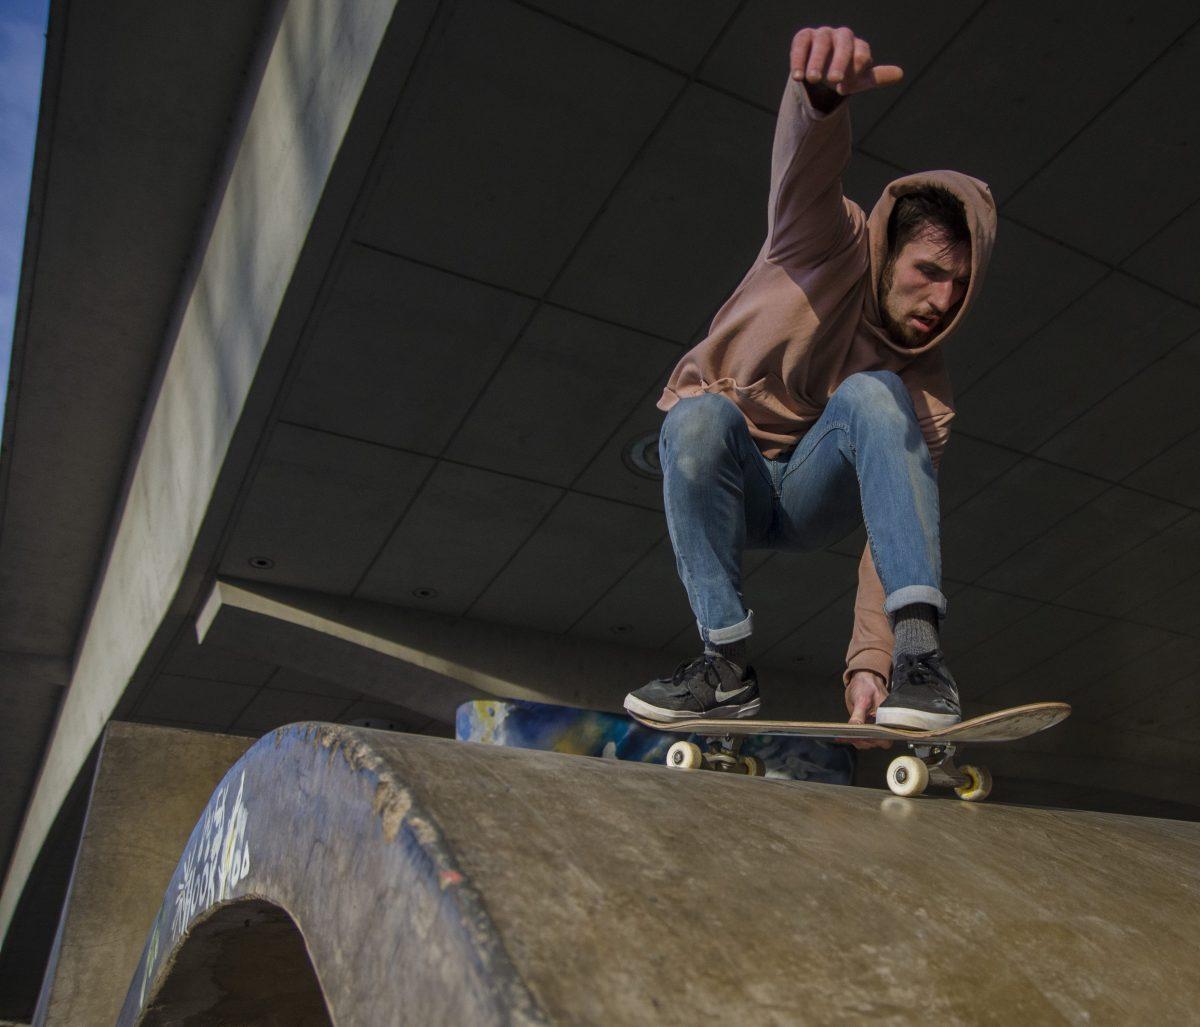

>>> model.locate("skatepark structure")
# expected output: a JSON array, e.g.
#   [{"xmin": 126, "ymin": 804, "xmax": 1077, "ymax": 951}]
[
  {"xmin": 4, "ymin": 1, "xmax": 1200, "ymax": 1021},
  {"xmin": 33, "ymin": 721, "xmax": 1200, "ymax": 1025}
]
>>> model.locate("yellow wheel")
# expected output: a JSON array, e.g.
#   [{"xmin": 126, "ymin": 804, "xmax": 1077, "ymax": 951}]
[
  {"xmin": 739, "ymin": 755, "xmax": 765, "ymax": 777},
  {"xmin": 886, "ymin": 755, "xmax": 929, "ymax": 797},
  {"xmin": 667, "ymin": 740, "xmax": 704, "ymax": 770},
  {"xmin": 955, "ymin": 764, "xmax": 993, "ymax": 802}
]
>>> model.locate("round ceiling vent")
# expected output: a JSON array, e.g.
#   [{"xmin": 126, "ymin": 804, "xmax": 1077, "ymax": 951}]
[{"xmin": 622, "ymin": 431, "xmax": 662, "ymax": 480}]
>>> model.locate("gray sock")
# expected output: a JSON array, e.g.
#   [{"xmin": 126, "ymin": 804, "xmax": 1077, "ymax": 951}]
[
  {"xmin": 893, "ymin": 604, "xmax": 939, "ymax": 660},
  {"xmin": 705, "ymin": 637, "xmax": 748, "ymax": 674}
]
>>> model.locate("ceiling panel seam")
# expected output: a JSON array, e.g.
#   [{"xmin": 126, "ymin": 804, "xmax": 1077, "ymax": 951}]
[
  {"xmin": 1000, "ymin": 16, "xmax": 1200, "ymax": 208},
  {"xmin": 951, "ymin": 428, "xmax": 1200, "ymax": 515},
  {"xmin": 562, "ymin": 529, "xmax": 670, "ymax": 636},
  {"xmin": 1120, "ymin": 193, "xmax": 1200, "ymax": 269},
  {"xmin": 351, "ymin": 241, "xmax": 688, "ymax": 348},
  {"xmin": 348, "ymin": 4, "xmax": 764, "ymax": 610},
  {"xmin": 855, "ymin": 0, "xmax": 989, "ymax": 151}
]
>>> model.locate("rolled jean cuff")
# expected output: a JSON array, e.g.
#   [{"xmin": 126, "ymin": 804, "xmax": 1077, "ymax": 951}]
[
  {"xmin": 698, "ymin": 609, "xmax": 753, "ymax": 645},
  {"xmin": 883, "ymin": 586, "xmax": 947, "ymax": 623}
]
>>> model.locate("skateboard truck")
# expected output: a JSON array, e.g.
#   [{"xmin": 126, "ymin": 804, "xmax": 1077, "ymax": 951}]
[
  {"xmin": 667, "ymin": 734, "xmax": 765, "ymax": 777},
  {"xmin": 885, "ymin": 743, "xmax": 992, "ymax": 801},
  {"xmin": 669, "ymin": 735, "xmax": 992, "ymax": 800}
]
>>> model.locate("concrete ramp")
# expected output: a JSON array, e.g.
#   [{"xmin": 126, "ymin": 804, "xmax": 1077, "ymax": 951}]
[{"xmin": 120, "ymin": 724, "xmax": 1200, "ymax": 1024}]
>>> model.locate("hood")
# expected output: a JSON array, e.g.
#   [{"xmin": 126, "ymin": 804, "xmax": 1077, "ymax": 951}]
[{"xmin": 863, "ymin": 170, "xmax": 997, "ymax": 358}]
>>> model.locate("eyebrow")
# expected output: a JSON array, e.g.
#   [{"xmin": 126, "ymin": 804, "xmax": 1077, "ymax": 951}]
[{"xmin": 921, "ymin": 260, "xmax": 970, "ymax": 283}]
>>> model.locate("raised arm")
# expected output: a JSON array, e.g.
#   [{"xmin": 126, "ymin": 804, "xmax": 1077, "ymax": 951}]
[{"xmin": 767, "ymin": 27, "xmax": 903, "ymax": 265}]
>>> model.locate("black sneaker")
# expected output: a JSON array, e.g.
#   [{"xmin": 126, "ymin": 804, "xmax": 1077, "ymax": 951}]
[
  {"xmin": 876, "ymin": 650, "xmax": 962, "ymax": 730},
  {"xmin": 623, "ymin": 654, "xmax": 761, "ymax": 722}
]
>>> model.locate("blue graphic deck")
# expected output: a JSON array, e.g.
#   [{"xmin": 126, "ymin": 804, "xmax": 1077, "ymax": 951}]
[{"xmin": 456, "ymin": 699, "xmax": 853, "ymax": 783}]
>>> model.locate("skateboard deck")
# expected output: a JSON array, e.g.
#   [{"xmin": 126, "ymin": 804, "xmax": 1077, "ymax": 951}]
[
  {"xmin": 630, "ymin": 701, "xmax": 1071, "ymax": 745},
  {"xmin": 455, "ymin": 699, "xmax": 854, "ymax": 783},
  {"xmin": 630, "ymin": 702, "xmax": 1071, "ymax": 801}
]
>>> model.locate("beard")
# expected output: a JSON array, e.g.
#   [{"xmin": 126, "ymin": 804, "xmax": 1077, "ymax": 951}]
[{"xmin": 878, "ymin": 259, "xmax": 932, "ymax": 349}]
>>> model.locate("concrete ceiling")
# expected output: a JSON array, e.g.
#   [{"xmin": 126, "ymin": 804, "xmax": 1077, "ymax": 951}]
[
  {"xmin": 7, "ymin": 0, "xmax": 1200, "ymax": 829},
  {"xmin": 109, "ymin": 0, "xmax": 1200, "ymax": 814},
  {"xmin": 105, "ymin": 2, "xmax": 1200, "ymax": 820}
]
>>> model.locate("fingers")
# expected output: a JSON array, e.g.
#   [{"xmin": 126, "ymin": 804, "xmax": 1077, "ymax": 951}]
[
  {"xmin": 789, "ymin": 29, "xmax": 812, "ymax": 81},
  {"xmin": 843, "ymin": 690, "xmax": 892, "ymax": 749},
  {"xmin": 789, "ymin": 27, "xmax": 904, "ymax": 96},
  {"xmin": 827, "ymin": 27, "xmax": 855, "ymax": 86},
  {"xmin": 805, "ymin": 29, "xmax": 832, "ymax": 82}
]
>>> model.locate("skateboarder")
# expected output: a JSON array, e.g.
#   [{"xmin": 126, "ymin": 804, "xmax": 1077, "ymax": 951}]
[{"xmin": 624, "ymin": 26, "xmax": 996, "ymax": 735}]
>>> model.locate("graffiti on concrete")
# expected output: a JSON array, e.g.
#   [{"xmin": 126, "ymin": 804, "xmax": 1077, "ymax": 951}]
[{"xmin": 171, "ymin": 769, "xmax": 253, "ymax": 936}]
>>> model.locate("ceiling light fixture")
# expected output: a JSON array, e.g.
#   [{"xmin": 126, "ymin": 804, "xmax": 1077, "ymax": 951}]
[{"xmin": 622, "ymin": 431, "xmax": 662, "ymax": 480}]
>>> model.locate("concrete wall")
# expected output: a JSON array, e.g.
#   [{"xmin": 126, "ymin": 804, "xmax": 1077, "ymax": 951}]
[{"xmin": 34, "ymin": 724, "xmax": 251, "ymax": 1026}]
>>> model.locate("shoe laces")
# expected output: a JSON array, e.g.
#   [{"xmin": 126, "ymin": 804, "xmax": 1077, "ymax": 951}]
[
  {"xmin": 897, "ymin": 651, "xmax": 955, "ymax": 699},
  {"xmin": 671, "ymin": 654, "xmax": 725, "ymax": 702}
]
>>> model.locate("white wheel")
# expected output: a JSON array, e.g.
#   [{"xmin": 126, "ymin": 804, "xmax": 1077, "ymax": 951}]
[
  {"xmin": 887, "ymin": 755, "xmax": 929, "ymax": 797},
  {"xmin": 955, "ymin": 764, "xmax": 993, "ymax": 802},
  {"xmin": 739, "ymin": 755, "xmax": 765, "ymax": 777},
  {"xmin": 667, "ymin": 740, "xmax": 703, "ymax": 770}
]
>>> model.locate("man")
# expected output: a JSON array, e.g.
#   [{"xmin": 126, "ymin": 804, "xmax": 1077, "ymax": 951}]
[{"xmin": 623, "ymin": 26, "xmax": 996, "ymax": 734}]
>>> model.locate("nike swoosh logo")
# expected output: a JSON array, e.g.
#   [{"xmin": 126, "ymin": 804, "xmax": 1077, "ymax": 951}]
[{"xmin": 714, "ymin": 684, "xmax": 750, "ymax": 702}]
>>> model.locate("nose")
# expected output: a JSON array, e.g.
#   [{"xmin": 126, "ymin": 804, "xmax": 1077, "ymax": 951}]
[{"xmin": 930, "ymin": 280, "xmax": 963, "ymax": 313}]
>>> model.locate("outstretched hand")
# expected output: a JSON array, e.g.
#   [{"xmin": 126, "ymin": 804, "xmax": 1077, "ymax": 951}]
[
  {"xmin": 790, "ymin": 26, "xmax": 903, "ymax": 97},
  {"xmin": 841, "ymin": 670, "xmax": 893, "ymax": 750}
]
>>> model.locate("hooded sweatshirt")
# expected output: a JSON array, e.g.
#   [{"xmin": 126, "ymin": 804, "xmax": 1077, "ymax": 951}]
[{"xmin": 656, "ymin": 78, "xmax": 997, "ymax": 687}]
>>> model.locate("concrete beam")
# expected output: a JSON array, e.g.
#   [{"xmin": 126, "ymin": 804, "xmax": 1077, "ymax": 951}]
[
  {"xmin": 197, "ymin": 578, "xmax": 837, "ymax": 723},
  {"xmin": 0, "ymin": 0, "xmax": 438, "ymax": 948}
]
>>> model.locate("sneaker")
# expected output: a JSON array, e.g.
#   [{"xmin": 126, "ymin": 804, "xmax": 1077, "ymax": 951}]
[
  {"xmin": 875, "ymin": 650, "xmax": 962, "ymax": 730},
  {"xmin": 623, "ymin": 653, "xmax": 761, "ymax": 722}
]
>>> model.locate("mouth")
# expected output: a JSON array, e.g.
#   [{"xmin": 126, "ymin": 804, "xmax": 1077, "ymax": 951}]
[{"xmin": 909, "ymin": 313, "xmax": 939, "ymax": 334}]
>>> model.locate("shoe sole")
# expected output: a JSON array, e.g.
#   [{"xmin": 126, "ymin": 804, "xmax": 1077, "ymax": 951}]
[
  {"xmin": 623, "ymin": 692, "xmax": 761, "ymax": 723},
  {"xmin": 875, "ymin": 706, "xmax": 961, "ymax": 731}
]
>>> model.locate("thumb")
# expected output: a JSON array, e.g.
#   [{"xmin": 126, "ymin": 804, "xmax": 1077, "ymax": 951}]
[
  {"xmin": 840, "ymin": 63, "xmax": 904, "ymax": 95},
  {"xmin": 848, "ymin": 694, "xmax": 871, "ymax": 725},
  {"xmin": 870, "ymin": 64, "xmax": 904, "ymax": 88}
]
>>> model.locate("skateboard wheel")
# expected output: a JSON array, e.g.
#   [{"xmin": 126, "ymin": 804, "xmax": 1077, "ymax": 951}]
[
  {"xmin": 886, "ymin": 755, "xmax": 929, "ymax": 797},
  {"xmin": 667, "ymin": 740, "xmax": 703, "ymax": 770},
  {"xmin": 955, "ymin": 764, "xmax": 993, "ymax": 802},
  {"xmin": 739, "ymin": 755, "xmax": 765, "ymax": 777}
]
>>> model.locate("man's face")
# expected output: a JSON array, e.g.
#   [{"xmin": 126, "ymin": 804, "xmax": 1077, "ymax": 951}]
[{"xmin": 879, "ymin": 225, "xmax": 971, "ymax": 348}]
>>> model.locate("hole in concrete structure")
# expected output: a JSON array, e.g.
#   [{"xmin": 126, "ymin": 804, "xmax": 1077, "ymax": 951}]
[
  {"xmin": 248, "ymin": 557, "xmax": 275, "ymax": 570},
  {"xmin": 411, "ymin": 587, "xmax": 438, "ymax": 599},
  {"xmin": 138, "ymin": 899, "xmax": 330, "ymax": 1026}
]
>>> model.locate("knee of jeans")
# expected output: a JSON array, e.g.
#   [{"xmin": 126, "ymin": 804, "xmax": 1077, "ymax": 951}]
[
  {"xmin": 831, "ymin": 371, "xmax": 914, "ymax": 430},
  {"xmin": 662, "ymin": 394, "xmax": 742, "ymax": 458}
]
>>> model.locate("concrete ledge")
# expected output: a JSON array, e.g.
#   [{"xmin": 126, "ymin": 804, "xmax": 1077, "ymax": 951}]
[{"xmin": 120, "ymin": 724, "xmax": 1200, "ymax": 1023}]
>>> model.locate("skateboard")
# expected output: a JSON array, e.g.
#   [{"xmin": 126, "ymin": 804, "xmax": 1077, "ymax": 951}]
[
  {"xmin": 630, "ymin": 702, "xmax": 1071, "ymax": 802},
  {"xmin": 457, "ymin": 699, "xmax": 853, "ymax": 783}
]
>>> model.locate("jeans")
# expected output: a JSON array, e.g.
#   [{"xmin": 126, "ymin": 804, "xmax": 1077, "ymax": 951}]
[{"xmin": 659, "ymin": 371, "xmax": 946, "ymax": 645}]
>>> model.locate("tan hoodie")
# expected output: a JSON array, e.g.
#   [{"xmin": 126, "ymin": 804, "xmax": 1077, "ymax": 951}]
[{"xmin": 656, "ymin": 78, "xmax": 997, "ymax": 687}]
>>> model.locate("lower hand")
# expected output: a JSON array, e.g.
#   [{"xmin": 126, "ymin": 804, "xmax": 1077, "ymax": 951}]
[{"xmin": 841, "ymin": 670, "xmax": 892, "ymax": 750}]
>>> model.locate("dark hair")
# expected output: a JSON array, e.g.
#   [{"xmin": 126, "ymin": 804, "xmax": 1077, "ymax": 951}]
[{"xmin": 887, "ymin": 185, "xmax": 969, "ymax": 258}]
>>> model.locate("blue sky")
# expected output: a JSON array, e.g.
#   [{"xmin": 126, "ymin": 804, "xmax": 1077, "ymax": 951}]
[{"xmin": 0, "ymin": 0, "xmax": 49, "ymax": 428}]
